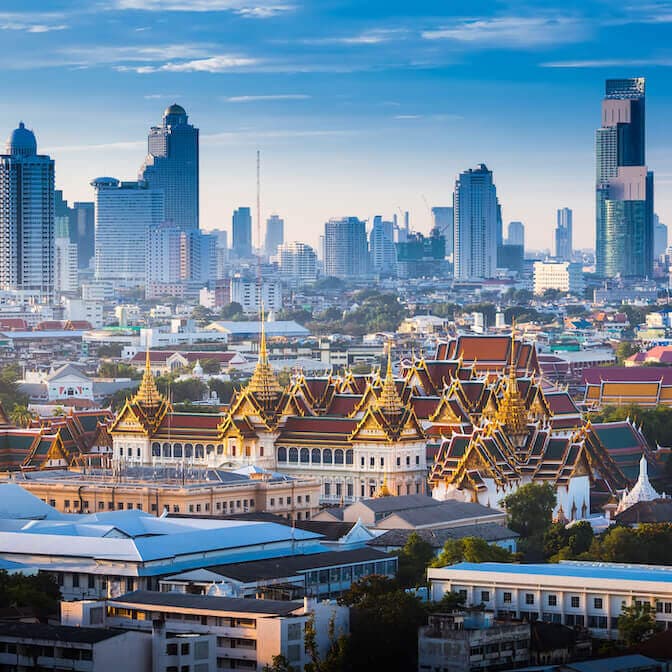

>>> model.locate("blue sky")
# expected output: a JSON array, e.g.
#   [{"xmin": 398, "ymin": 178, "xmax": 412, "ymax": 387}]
[{"xmin": 2, "ymin": 0, "xmax": 672, "ymax": 250}]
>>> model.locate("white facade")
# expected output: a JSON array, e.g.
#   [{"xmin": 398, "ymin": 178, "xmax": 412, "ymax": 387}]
[
  {"xmin": 54, "ymin": 237, "xmax": 78, "ymax": 295},
  {"xmin": 323, "ymin": 217, "xmax": 369, "ymax": 278},
  {"xmin": 533, "ymin": 261, "xmax": 584, "ymax": 295},
  {"xmin": 428, "ymin": 561, "xmax": 672, "ymax": 637},
  {"xmin": 92, "ymin": 177, "xmax": 164, "ymax": 284},
  {"xmin": 230, "ymin": 278, "xmax": 282, "ymax": 315},
  {"xmin": 369, "ymin": 218, "xmax": 397, "ymax": 275},
  {"xmin": 278, "ymin": 241, "xmax": 318, "ymax": 284}
]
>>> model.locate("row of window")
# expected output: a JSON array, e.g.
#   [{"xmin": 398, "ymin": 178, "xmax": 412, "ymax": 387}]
[
  {"xmin": 151, "ymin": 443, "xmax": 222, "ymax": 459},
  {"xmin": 483, "ymin": 591, "xmax": 599, "ymax": 610},
  {"xmin": 0, "ymin": 643, "xmax": 93, "ymax": 661},
  {"xmin": 268, "ymin": 495, "xmax": 310, "ymax": 507},
  {"xmin": 277, "ymin": 447, "xmax": 353, "ymax": 465}
]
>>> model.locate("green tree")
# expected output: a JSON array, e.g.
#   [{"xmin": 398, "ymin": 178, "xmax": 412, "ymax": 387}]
[
  {"xmin": 262, "ymin": 655, "xmax": 296, "ymax": 672},
  {"xmin": 190, "ymin": 305, "xmax": 214, "ymax": 325},
  {"xmin": 0, "ymin": 571, "xmax": 61, "ymax": 619},
  {"xmin": 502, "ymin": 482, "xmax": 556, "ymax": 559},
  {"xmin": 395, "ymin": 532, "xmax": 435, "ymax": 588},
  {"xmin": 0, "ymin": 364, "xmax": 28, "ymax": 414},
  {"xmin": 219, "ymin": 302, "xmax": 245, "ymax": 320},
  {"xmin": 618, "ymin": 600, "xmax": 655, "ymax": 647},
  {"xmin": 304, "ymin": 614, "xmax": 349, "ymax": 672},
  {"xmin": 615, "ymin": 341, "xmax": 639, "ymax": 365},
  {"xmin": 543, "ymin": 521, "xmax": 594, "ymax": 561},
  {"xmin": 338, "ymin": 575, "xmax": 426, "ymax": 672},
  {"xmin": 429, "ymin": 590, "xmax": 467, "ymax": 612},
  {"xmin": 9, "ymin": 404, "xmax": 34, "ymax": 427},
  {"xmin": 199, "ymin": 358, "xmax": 222, "ymax": 375},
  {"xmin": 208, "ymin": 378, "xmax": 236, "ymax": 404},
  {"xmin": 98, "ymin": 361, "xmax": 142, "ymax": 380},
  {"xmin": 432, "ymin": 537, "xmax": 514, "ymax": 567}
]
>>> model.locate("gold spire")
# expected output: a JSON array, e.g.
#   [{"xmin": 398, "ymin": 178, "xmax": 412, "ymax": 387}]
[
  {"xmin": 133, "ymin": 347, "xmax": 164, "ymax": 407},
  {"xmin": 246, "ymin": 304, "xmax": 283, "ymax": 408},
  {"xmin": 374, "ymin": 473, "xmax": 392, "ymax": 498},
  {"xmin": 377, "ymin": 339, "xmax": 404, "ymax": 416},
  {"xmin": 495, "ymin": 320, "xmax": 527, "ymax": 435}
]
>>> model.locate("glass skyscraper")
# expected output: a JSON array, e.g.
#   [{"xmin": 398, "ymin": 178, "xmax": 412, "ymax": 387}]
[
  {"xmin": 264, "ymin": 214, "xmax": 284, "ymax": 257},
  {"xmin": 324, "ymin": 216, "xmax": 369, "ymax": 279},
  {"xmin": 453, "ymin": 164, "xmax": 499, "ymax": 280},
  {"xmin": 232, "ymin": 206, "xmax": 253, "ymax": 258},
  {"xmin": 0, "ymin": 123, "xmax": 54, "ymax": 303},
  {"xmin": 139, "ymin": 104, "xmax": 199, "ymax": 231},
  {"xmin": 555, "ymin": 208, "xmax": 573, "ymax": 261},
  {"xmin": 595, "ymin": 78, "xmax": 653, "ymax": 278}
]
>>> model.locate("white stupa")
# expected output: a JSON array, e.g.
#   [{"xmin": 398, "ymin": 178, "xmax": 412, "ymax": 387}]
[{"xmin": 616, "ymin": 454, "xmax": 663, "ymax": 514}]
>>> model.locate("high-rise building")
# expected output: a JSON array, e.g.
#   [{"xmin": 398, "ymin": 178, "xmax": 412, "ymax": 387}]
[
  {"xmin": 92, "ymin": 178, "xmax": 164, "ymax": 284},
  {"xmin": 264, "ymin": 214, "xmax": 284, "ymax": 257},
  {"xmin": 369, "ymin": 216, "xmax": 396, "ymax": 275},
  {"xmin": 54, "ymin": 220, "xmax": 78, "ymax": 296},
  {"xmin": 453, "ymin": 164, "xmax": 499, "ymax": 280},
  {"xmin": 232, "ymin": 207, "xmax": 253, "ymax": 258},
  {"xmin": 0, "ymin": 122, "xmax": 54, "ymax": 302},
  {"xmin": 396, "ymin": 230, "xmax": 447, "ymax": 279},
  {"xmin": 431, "ymin": 207, "xmax": 454, "ymax": 256},
  {"xmin": 279, "ymin": 242, "xmax": 318, "ymax": 285},
  {"xmin": 323, "ymin": 217, "xmax": 369, "ymax": 279},
  {"xmin": 73, "ymin": 202, "xmax": 95, "ymax": 269},
  {"xmin": 596, "ymin": 78, "xmax": 653, "ymax": 278},
  {"xmin": 139, "ymin": 104, "xmax": 199, "ymax": 230},
  {"xmin": 506, "ymin": 221, "xmax": 524, "ymax": 248},
  {"xmin": 208, "ymin": 229, "xmax": 229, "ymax": 279},
  {"xmin": 654, "ymin": 213, "xmax": 668, "ymax": 259},
  {"xmin": 555, "ymin": 208, "xmax": 573, "ymax": 261}
]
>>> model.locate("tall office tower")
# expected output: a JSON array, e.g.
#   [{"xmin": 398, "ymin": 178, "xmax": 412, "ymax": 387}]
[
  {"xmin": 73, "ymin": 202, "xmax": 95, "ymax": 269},
  {"xmin": 146, "ymin": 223, "xmax": 182, "ymax": 284},
  {"xmin": 654, "ymin": 213, "xmax": 668, "ymax": 259},
  {"xmin": 54, "ymin": 218, "xmax": 78, "ymax": 295},
  {"xmin": 506, "ymin": 221, "xmax": 525, "ymax": 248},
  {"xmin": 181, "ymin": 230, "xmax": 216, "ymax": 283},
  {"xmin": 453, "ymin": 164, "xmax": 499, "ymax": 280},
  {"xmin": 264, "ymin": 214, "xmax": 284, "ymax": 257},
  {"xmin": 279, "ymin": 241, "xmax": 318, "ymax": 284},
  {"xmin": 324, "ymin": 216, "xmax": 369, "ymax": 278},
  {"xmin": 0, "ymin": 123, "xmax": 54, "ymax": 302},
  {"xmin": 92, "ymin": 178, "xmax": 164, "ymax": 284},
  {"xmin": 139, "ymin": 104, "xmax": 199, "ymax": 230},
  {"xmin": 596, "ymin": 78, "xmax": 653, "ymax": 278},
  {"xmin": 555, "ymin": 207, "xmax": 573, "ymax": 261},
  {"xmin": 369, "ymin": 216, "xmax": 397, "ymax": 274},
  {"xmin": 431, "ymin": 207, "xmax": 454, "ymax": 256},
  {"xmin": 232, "ymin": 207, "xmax": 253, "ymax": 258},
  {"xmin": 208, "ymin": 228, "xmax": 229, "ymax": 279}
]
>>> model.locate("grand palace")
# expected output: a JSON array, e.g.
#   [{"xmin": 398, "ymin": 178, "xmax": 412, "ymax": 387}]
[{"xmin": 0, "ymin": 326, "xmax": 661, "ymax": 518}]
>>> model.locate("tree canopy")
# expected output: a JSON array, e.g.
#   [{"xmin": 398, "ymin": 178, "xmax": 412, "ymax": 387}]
[
  {"xmin": 502, "ymin": 482, "xmax": 556, "ymax": 559},
  {"xmin": 618, "ymin": 601, "xmax": 655, "ymax": 648},
  {"xmin": 431, "ymin": 537, "xmax": 515, "ymax": 567},
  {"xmin": 395, "ymin": 532, "xmax": 435, "ymax": 588},
  {"xmin": 0, "ymin": 571, "xmax": 61, "ymax": 618}
]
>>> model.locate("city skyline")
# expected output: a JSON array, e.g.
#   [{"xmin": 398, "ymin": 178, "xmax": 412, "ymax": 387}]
[{"xmin": 0, "ymin": 1, "xmax": 671, "ymax": 250}]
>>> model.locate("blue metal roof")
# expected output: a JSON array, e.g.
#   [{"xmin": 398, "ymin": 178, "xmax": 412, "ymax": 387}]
[{"xmin": 441, "ymin": 561, "xmax": 672, "ymax": 584}]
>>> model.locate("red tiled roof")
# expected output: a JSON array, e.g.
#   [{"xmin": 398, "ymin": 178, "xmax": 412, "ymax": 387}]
[
  {"xmin": 583, "ymin": 367, "xmax": 672, "ymax": 385},
  {"xmin": 545, "ymin": 392, "xmax": 580, "ymax": 415},
  {"xmin": 0, "ymin": 318, "xmax": 27, "ymax": 330}
]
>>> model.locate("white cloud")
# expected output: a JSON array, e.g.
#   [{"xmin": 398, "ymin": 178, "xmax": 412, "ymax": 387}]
[
  {"xmin": 542, "ymin": 58, "xmax": 672, "ymax": 67},
  {"xmin": 394, "ymin": 114, "xmax": 423, "ymax": 119},
  {"xmin": 422, "ymin": 16, "xmax": 587, "ymax": 48},
  {"xmin": 0, "ymin": 12, "xmax": 68, "ymax": 33},
  {"xmin": 225, "ymin": 94, "xmax": 310, "ymax": 102},
  {"xmin": 111, "ymin": 0, "xmax": 294, "ymax": 16},
  {"xmin": 144, "ymin": 93, "xmax": 182, "ymax": 99},
  {"xmin": 120, "ymin": 54, "xmax": 259, "ymax": 73},
  {"xmin": 304, "ymin": 28, "xmax": 404, "ymax": 46}
]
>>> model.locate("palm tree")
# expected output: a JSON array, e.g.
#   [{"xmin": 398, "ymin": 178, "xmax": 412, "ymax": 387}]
[{"xmin": 10, "ymin": 404, "xmax": 34, "ymax": 428}]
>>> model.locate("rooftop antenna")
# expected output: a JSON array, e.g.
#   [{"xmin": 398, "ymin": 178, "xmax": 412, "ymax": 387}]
[{"xmin": 256, "ymin": 149, "xmax": 262, "ymax": 311}]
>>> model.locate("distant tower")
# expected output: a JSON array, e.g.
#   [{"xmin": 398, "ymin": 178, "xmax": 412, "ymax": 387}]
[
  {"xmin": 506, "ymin": 221, "xmax": 524, "ymax": 248},
  {"xmin": 369, "ymin": 216, "xmax": 396, "ymax": 275},
  {"xmin": 431, "ymin": 207, "xmax": 454, "ymax": 256},
  {"xmin": 324, "ymin": 217, "xmax": 369, "ymax": 278},
  {"xmin": 264, "ymin": 214, "xmax": 284, "ymax": 257},
  {"xmin": 595, "ymin": 78, "xmax": 653, "ymax": 278},
  {"xmin": 232, "ymin": 207, "xmax": 253, "ymax": 258},
  {"xmin": 139, "ymin": 104, "xmax": 199, "ymax": 230},
  {"xmin": 654, "ymin": 213, "xmax": 668, "ymax": 259},
  {"xmin": 555, "ymin": 208, "xmax": 573, "ymax": 261},
  {"xmin": 0, "ymin": 122, "xmax": 54, "ymax": 302},
  {"xmin": 453, "ymin": 164, "xmax": 499, "ymax": 280}
]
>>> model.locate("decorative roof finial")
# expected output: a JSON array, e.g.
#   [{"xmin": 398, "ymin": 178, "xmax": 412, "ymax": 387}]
[
  {"xmin": 378, "ymin": 338, "xmax": 404, "ymax": 416},
  {"xmin": 133, "ymin": 345, "xmax": 164, "ymax": 407}
]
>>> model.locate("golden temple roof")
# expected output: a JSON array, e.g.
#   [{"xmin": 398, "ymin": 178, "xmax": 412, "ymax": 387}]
[
  {"xmin": 495, "ymin": 324, "xmax": 528, "ymax": 435},
  {"xmin": 245, "ymin": 310, "xmax": 283, "ymax": 409},
  {"xmin": 377, "ymin": 342, "xmax": 404, "ymax": 417},
  {"xmin": 133, "ymin": 348, "xmax": 166, "ymax": 408}
]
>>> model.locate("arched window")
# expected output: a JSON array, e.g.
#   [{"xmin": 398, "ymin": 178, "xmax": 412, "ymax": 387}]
[
  {"xmin": 289, "ymin": 447, "xmax": 299, "ymax": 463},
  {"xmin": 300, "ymin": 448, "xmax": 309, "ymax": 463},
  {"xmin": 162, "ymin": 443, "xmax": 171, "ymax": 458},
  {"xmin": 216, "ymin": 444, "xmax": 224, "ymax": 455},
  {"xmin": 151, "ymin": 442, "xmax": 160, "ymax": 457},
  {"xmin": 345, "ymin": 449, "xmax": 353, "ymax": 465},
  {"xmin": 278, "ymin": 446, "xmax": 287, "ymax": 462},
  {"xmin": 311, "ymin": 448, "xmax": 321, "ymax": 463},
  {"xmin": 195, "ymin": 444, "xmax": 204, "ymax": 459},
  {"xmin": 206, "ymin": 444, "xmax": 214, "ymax": 454},
  {"xmin": 185, "ymin": 443, "xmax": 193, "ymax": 458},
  {"xmin": 173, "ymin": 443, "xmax": 183, "ymax": 458},
  {"xmin": 334, "ymin": 449, "xmax": 344, "ymax": 465},
  {"xmin": 323, "ymin": 449, "xmax": 333, "ymax": 464}
]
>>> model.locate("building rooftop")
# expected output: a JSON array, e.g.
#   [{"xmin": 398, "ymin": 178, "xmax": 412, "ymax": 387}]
[
  {"xmin": 110, "ymin": 590, "xmax": 302, "ymax": 616},
  {"xmin": 0, "ymin": 621, "xmax": 125, "ymax": 644}
]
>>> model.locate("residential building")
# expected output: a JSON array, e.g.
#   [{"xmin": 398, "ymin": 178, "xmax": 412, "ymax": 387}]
[
  {"xmin": 0, "ymin": 122, "xmax": 55, "ymax": 303},
  {"xmin": 323, "ymin": 216, "xmax": 369, "ymax": 278},
  {"xmin": 454, "ymin": 164, "xmax": 499, "ymax": 280},
  {"xmin": 264, "ymin": 214, "xmax": 284, "ymax": 257},
  {"xmin": 278, "ymin": 241, "xmax": 318, "ymax": 285},
  {"xmin": 146, "ymin": 222, "xmax": 182, "ymax": 284},
  {"xmin": 73, "ymin": 201, "xmax": 95, "ymax": 269},
  {"xmin": 139, "ymin": 104, "xmax": 199, "ymax": 231},
  {"xmin": 506, "ymin": 221, "xmax": 524, "ymax": 248},
  {"xmin": 418, "ymin": 611, "xmax": 530, "ymax": 672},
  {"xmin": 533, "ymin": 261, "xmax": 585, "ymax": 295},
  {"xmin": 230, "ymin": 278, "xmax": 282, "ymax": 315},
  {"xmin": 63, "ymin": 298, "xmax": 103, "ymax": 329},
  {"xmin": 232, "ymin": 207, "xmax": 253, "ymax": 258},
  {"xmin": 369, "ymin": 216, "xmax": 397, "ymax": 275},
  {"xmin": 0, "ymin": 622, "xmax": 151, "ymax": 672},
  {"xmin": 556, "ymin": 207, "xmax": 573, "ymax": 261},
  {"xmin": 596, "ymin": 78, "xmax": 654, "ymax": 278},
  {"xmin": 395, "ymin": 229, "xmax": 446, "ymax": 279},
  {"xmin": 209, "ymin": 228, "xmax": 229, "ymax": 279},
  {"xmin": 428, "ymin": 561, "xmax": 672, "ymax": 637},
  {"xmin": 54, "ymin": 222, "xmax": 78, "ymax": 296},
  {"xmin": 92, "ymin": 177, "xmax": 164, "ymax": 284},
  {"xmin": 431, "ymin": 206, "xmax": 454, "ymax": 256}
]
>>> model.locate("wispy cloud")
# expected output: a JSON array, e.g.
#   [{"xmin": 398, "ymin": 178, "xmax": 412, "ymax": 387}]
[
  {"xmin": 0, "ymin": 12, "xmax": 68, "ymax": 33},
  {"xmin": 119, "ymin": 54, "xmax": 259, "ymax": 73},
  {"xmin": 59, "ymin": 43, "xmax": 213, "ymax": 68},
  {"xmin": 303, "ymin": 28, "xmax": 405, "ymax": 46},
  {"xmin": 111, "ymin": 0, "xmax": 294, "ymax": 17},
  {"xmin": 422, "ymin": 17, "xmax": 587, "ymax": 48},
  {"xmin": 144, "ymin": 93, "xmax": 182, "ymax": 99},
  {"xmin": 541, "ymin": 57, "xmax": 672, "ymax": 67},
  {"xmin": 394, "ymin": 114, "xmax": 423, "ymax": 120},
  {"xmin": 225, "ymin": 94, "xmax": 310, "ymax": 102}
]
